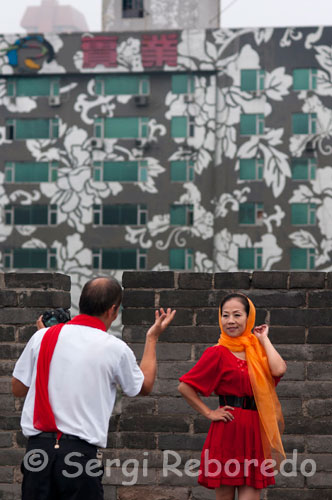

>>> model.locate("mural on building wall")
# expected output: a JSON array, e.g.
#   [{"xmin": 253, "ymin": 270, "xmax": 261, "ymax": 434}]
[{"xmin": 1, "ymin": 26, "xmax": 332, "ymax": 321}]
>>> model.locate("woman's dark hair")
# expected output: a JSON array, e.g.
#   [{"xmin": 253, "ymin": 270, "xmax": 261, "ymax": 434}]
[
  {"xmin": 219, "ymin": 293, "xmax": 250, "ymax": 316},
  {"xmin": 79, "ymin": 277, "xmax": 123, "ymax": 316}
]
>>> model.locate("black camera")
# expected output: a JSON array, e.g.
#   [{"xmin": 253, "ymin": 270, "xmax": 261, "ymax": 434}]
[{"xmin": 42, "ymin": 308, "xmax": 71, "ymax": 327}]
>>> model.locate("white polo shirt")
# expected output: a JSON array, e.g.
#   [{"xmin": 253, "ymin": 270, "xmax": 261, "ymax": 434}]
[{"xmin": 13, "ymin": 323, "xmax": 144, "ymax": 448}]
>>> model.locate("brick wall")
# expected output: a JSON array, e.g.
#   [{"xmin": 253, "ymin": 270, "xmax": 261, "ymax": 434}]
[
  {"xmin": 0, "ymin": 273, "xmax": 70, "ymax": 499},
  {"xmin": 119, "ymin": 271, "xmax": 332, "ymax": 500},
  {"xmin": 1, "ymin": 271, "xmax": 332, "ymax": 499}
]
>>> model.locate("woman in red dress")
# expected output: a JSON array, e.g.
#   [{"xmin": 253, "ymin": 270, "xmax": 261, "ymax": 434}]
[{"xmin": 178, "ymin": 293, "xmax": 287, "ymax": 500}]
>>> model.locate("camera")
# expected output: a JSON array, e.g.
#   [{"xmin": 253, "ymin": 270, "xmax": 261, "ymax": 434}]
[{"xmin": 42, "ymin": 308, "xmax": 71, "ymax": 327}]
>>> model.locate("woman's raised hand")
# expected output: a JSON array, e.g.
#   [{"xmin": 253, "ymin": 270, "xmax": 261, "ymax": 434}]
[
  {"xmin": 207, "ymin": 405, "xmax": 235, "ymax": 422},
  {"xmin": 253, "ymin": 324, "xmax": 269, "ymax": 342}
]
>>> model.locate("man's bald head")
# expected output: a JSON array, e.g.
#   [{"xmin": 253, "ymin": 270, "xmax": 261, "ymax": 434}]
[{"xmin": 79, "ymin": 277, "xmax": 122, "ymax": 317}]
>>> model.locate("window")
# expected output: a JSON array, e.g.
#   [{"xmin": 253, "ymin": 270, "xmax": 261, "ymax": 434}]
[
  {"xmin": 94, "ymin": 117, "xmax": 149, "ymax": 139},
  {"xmin": 290, "ymin": 248, "xmax": 315, "ymax": 270},
  {"xmin": 240, "ymin": 70, "xmax": 265, "ymax": 92},
  {"xmin": 6, "ymin": 119, "xmax": 59, "ymax": 140},
  {"xmin": 122, "ymin": 0, "xmax": 144, "ymax": 18},
  {"xmin": 93, "ymin": 204, "xmax": 147, "ymax": 225},
  {"xmin": 92, "ymin": 248, "xmax": 147, "ymax": 270},
  {"xmin": 293, "ymin": 69, "xmax": 317, "ymax": 91},
  {"xmin": 172, "ymin": 74, "xmax": 195, "ymax": 94},
  {"xmin": 292, "ymin": 113, "xmax": 317, "ymax": 134},
  {"xmin": 93, "ymin": 160, "xmax": 148, "ymax": 182},
  {"xmin": 291, "ymin": 158, "xmax": 316, "ymax": 181},
  {"xmin": 4, "ymin": 162, "xmax": 58, "ymax": 183},
  {"xmin": 4, "ymin": 205, "xmax": 57, "ymax": 226},
  {"xmin": 239, "ymin": 203, "xmax": 263, "ymax": 225},
  {"xmin": 240, "ymin": 114, "xmax": 264, "ymax": 135},
  {"xmin": 4, "ymin": 248, "xmax": 57, "ymax": 269},
  {"xmin": 171, "ymin": 117, "xmax": 195, "ymax": 138},
  {"xmin": 238, "ymin": 248, "xmax": 263, "ymax": 270},
  {"xmin": 170, "ymin": 205, "xmax": 194, "ymax": 226},
  {"xmin": 6, "ymin": 77, "xmax": 59, "ymax": 97},
  {"xmin": 291, "ymin": 203, "xmax": 316, "ymax": 225},
  {"xmin": 239, "ymin": 158, "xmax": 264, "ymax": 181},
  {"xmin": 169, "ymin": 248, "xmax": 194, "ymax": 270},
  {"xmin": 170, "ymin": 160, "xmax": 194, "ymax": 182},
  {"xmin": 95, "ymin": 75, "xmax": 149, "ymax": 96}
]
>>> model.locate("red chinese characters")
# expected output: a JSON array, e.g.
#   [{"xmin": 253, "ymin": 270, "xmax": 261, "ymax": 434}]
[
  {"xmin": 82, "ymin": 36, "xmax": 118, "ymax": 68},
  {"xmin": 141, "ymin": 33, "xmax": 178, "ymax": 68}
]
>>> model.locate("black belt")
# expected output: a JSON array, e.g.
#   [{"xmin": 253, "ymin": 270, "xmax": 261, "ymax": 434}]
[
  {"xmin": 219, "ymin": 395, "xmax": 257, "ymax": 411},
  {"xmin": 32, "ymin": 432, "xmax": 84, "ymax": 441}
]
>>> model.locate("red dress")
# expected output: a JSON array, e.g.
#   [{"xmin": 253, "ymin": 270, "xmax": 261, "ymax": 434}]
[{"xmin": 179, "ymin": 345, "xmax": 282, "ymax": 489}]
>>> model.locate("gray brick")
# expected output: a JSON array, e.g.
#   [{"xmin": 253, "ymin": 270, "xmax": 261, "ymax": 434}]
[
  {"xmin": 282, "ymin": 435, "xmax": 305, "ymax": 453},
  {"xmin": 0, "ymin": 327, "xmax": 15, "ymax": 342},
  {"xmin": 160, "ymin": 290, "xmax": 224, "ymax": 308},
  {"xmin": 0, "ymin": 415, "xmax": 21, "ymax": 431},
  {"xmin": 192, "ymin": 486, "xmax": 216, "ymax": 500},
  {"xmin": 159, "ymin": 434, "xmax": 206, "ymax": 451},
  {"xmin": 274, "ymin": 345, "xmax": 307, "ymax": 361},
  {"xmin": 307, "ymin": 327, "xmax": 332, "ymax": 344},
  {"xmin": 0, "ymin": 396, "xmax": 15, "ymax": 413},
  {"xmin": 306, "ymin": 399, "xmax": 332, "ymax": 417},
  {"xmin": 307, "ymin": 345, "xmax": 332, "ymax": 361},
  {"xmin": 0, "ymin": 483, "xmax": 22, "ymax": 500},
  {"xmin": 119, "ymin": 416, "xmax": 189, "ymax": 432},
  {"xmin": 17, "ymin": 325, "xmax": 37, "ymax": 343},
  {"xmin": 307, "ymin": 435, "xmax": 332, "ymax": 453},
  {"xmin": 0, "ymin": 467, "xmax": 14, "ymax": 483},
  {"xmin": 0, "ymin": 308, "xmax": 49, "ymax": 325},
  {"xmin": 130, "ymin": 343, "xmax": 192, "ymax": 362},
  {"xmin": 0, "ymin": 362, "xmax": 16, "ymax": 377},
  {"xmin": 0, "ymin": 379, "xmax": 12, "ymax": 394},
  {"xmin": 307, "ymin": 362, "xmax": 332, "ymax": 380},
  {"xmin": 117, "ymin": 486, "xmax": 190, "ymax": 500},
  {"xmin": 268, "ymin": 327, "xmax": 305, "ymax": 344},
  {"xmin": 122, "ymin": 272, "xmax": 174, "ymax": 289},
  {"xmin": 121, "ymin": 397, "xmax": 156, "ymax": 415},
  {"xmin": 248, "ymin": 290, "xmax": 305, "ymax": 308},
  {"xmin": 267, "ymin": 490, "xmax": 332, "ymax": 500},
  {"xmin": 123, "ymin": 308, "xmax": 193, "ymax": 326},
  {"xmin": 123, "ymin": 325, "xmax": 220, "ymax": 344},
  {"xmin": 0, "ymin": 433, "xmax": 12, "ymax": 448},
  {"xmin": 277, "ymin": 382, "xmax": 305, "ymax": 398},
  {"xmin": 0, "ymin": 449, "xmax": 24, "ymax": 465},
  {"xmin": 289, "ymin": 272, "xmax": 325, "ymax": 288},
  {"xmin": 285, "ymin": 417, "xmax": 332, "ymax": 434},
  {"xmin": 214, "ymin": 273, "xmax": 250, "ymax": 289},
  {"xmin": 151, "ymin": 379, "xmax": 185, "ymax": 397},
  {"xmin": 18, "ymin": 290, "xmax": 70, "ymax": 308},
  {"xmin": 270, "ymin": 309, "xmax": 308, "ymax": 326},
  {"xmin": 117, "ymin": 432, "xmax": 156, "ymax": 449},
  {"xmin": 308, "ymin": 290, "xmax": 332, "ymax": 307},
  {"xmin": 158, "ymin": 361, "xmax": 195, "ymax": 379},
  {"xmin": 304, "ymin": 382, "xmax": 332, "ymax": 398},
  {"xmin": 327, "ymin": 272, "xmax": 332, "ymax": 289},
  {"xmin": 193, "ymin": 417, "xmax": 210, "ymax": 433},
  {"xmin": 283, "ymin": 362, "xmax": 305, "ymax": 381},
  {"xmin": 178, "ymin": 273, "xmax": 213, "ymax": 290},
  {"xmin": 279, "ymin": 398, "xmax": 303, "ymax": 417},
  {"xmin": 0, "ymin": 292, "xmax": 17, "ymax": 307},
  {"xmin": 15, "ymin": 431, "xmax": 27, "ymax": 448},
  {"xmin": 1, "ymin": 345, "xmax": 25, "ymax": 360},
  {"xmin": 4, "ymin": 272, "xmax": 70, "ymax": 290},
  {"xmin": 122, "ymin": 291, "xmax": 155, "ymax": 308},
  {"xmin": 196, "ymin": 309, "xmax": 219, "ymax": 325},
  {"xmin": 103, "ymin": 486, "xmax": 117, "ymax": 500},
  {"xmin": 251, "ymin": 271, "xmax": 288, "ymax": 289},
  {"xmin": 307, "ymin": 472, "xmax": 332, "ymax": 487}
]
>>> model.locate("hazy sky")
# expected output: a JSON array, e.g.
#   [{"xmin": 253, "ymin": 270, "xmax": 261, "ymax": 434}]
[{"xmin": 1, "ymin": 0, "xmax": 332, "ymax": 34}]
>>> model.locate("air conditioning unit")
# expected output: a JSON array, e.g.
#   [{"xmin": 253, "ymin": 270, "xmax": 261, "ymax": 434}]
[
  {"xmin": 134, "ymin": 95, "xmax": 149, "ymax": 107},
  {"xmin": 306, "ymin": 141, "xmax": 315, "ymax": 153},
  {"xmin": 184, "ymin": 94, "xmax": 194, "ymax": 103},
  {"xmin": 90, "ymin": 138, "xmax": 104, "ymax": 149},
  {"xmin": 48, "ymin": 95, "xmax": 61, "ymax": 107}
]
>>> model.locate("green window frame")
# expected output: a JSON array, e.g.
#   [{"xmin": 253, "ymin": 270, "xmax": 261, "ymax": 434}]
[
  {"xmin": 238, "ymin": 248, "xmax": 263, "ymax": 270},
  {"xmin": 170, "ymin": 205, "xmax": 194, "ymax": 226},
  {"xmin": 290, "ymin": 248, "xmax": 315, "ymax": 270},
  {"xmin": 291, "ymin": 203, "xmax": 316, "ymax": 225},
  {"xmin": 293, "ymin": 69, "xmax": 317, "ymax": 91},
  {"xmin": 169, "ymin": 248, "xmax": 194, "ymax": 270},
  {"xmin": 4, "ymin": 161, "xmax": 58, "ymax": 183},
  {"xmin": 93, "ymin": 204, "xmax": 147, "ymax": 225},
  {"xmin": 239, "ymin": 158, "xmax": 264, "ymax": 180},
  {"xmin": 95, "ymin": 117, "xmax": 149, "ymax": 139},
  {"xmin": 291, "ymin": 158, "xmax": 316, "ymax": 181},
  {"xmin": 240, "ymin": 69, "xmax": 265, "ymax": 92},
  {"xmin": 94, "ymin": 160, "xmax": 148, "ymax": 182},
  {"xmin": 171, "ymin": 116, "xmax": 195, "ymax": 138},
  {"xmin": 92, "ymin": 248, "xmax": 147, "ymax": 270},
  {"xmin": 292, "ymin": 113, "xmax": 317, "ymax": 134},
  {"xmin": 239, "ymin": 202, "xmax": 263, "ymax": 225},
  {"xmin": 6, "ymin": 77, "xmax": 60, "ymax": 97},
  {"xmin": 5, "ymin": 205, "xmax": 57, "ymax": 226},
  {"xmin": 170, "ymin": 160, "xmax": 194, "ymax": 182},
  {"xmin": 240, "ymin": 114, "xmax": 264, "ymax": 135},
  {"xmin": 6, "ymin": 118, "xmax": 59, "ymax": 140},
  {"xmin": 95, "ymin": 75, "xmax": 150, "ymax": 96},
  {"xmin": 4, "ymin": 248, "xmax": 56, "ymax": 269},
  {"xmin": 171, "ymin": 74, "xmax": 195, "ymax": 94}
]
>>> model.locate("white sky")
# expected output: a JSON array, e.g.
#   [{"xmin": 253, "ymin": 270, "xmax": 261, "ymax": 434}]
[{"xmin": 1, "ymin": 0, "xmax": 332, "ymax": 33}]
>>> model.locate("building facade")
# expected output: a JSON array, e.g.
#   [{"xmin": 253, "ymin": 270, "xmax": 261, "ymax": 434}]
[
  {"xmin": 102, "ymin": 0, "xmax": 220, "ymax": 31},
  {"xmin": 0, "ymin": 27, "xmax": 331, "ymax": 312}
]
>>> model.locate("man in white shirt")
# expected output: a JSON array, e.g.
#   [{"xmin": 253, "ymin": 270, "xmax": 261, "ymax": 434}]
[{"xmin": 12, "ymin": 276, "xmax": 176, "ymax": 500}]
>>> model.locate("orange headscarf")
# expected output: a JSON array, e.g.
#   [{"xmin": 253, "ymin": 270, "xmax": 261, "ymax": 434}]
[{"xmin": 218, "ymin": 296, "xmax": 285, "ymax": 468}]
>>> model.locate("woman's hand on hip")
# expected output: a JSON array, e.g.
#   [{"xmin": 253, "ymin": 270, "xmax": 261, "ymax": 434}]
[{"xmin": 207, "ymin": 405, "xmax": 234, "ymax": 422}]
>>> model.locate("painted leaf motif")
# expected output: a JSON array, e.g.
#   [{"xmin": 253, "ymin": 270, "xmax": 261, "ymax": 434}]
[
  {"xmin": 315, "ymin": 45, "xmax": 332, "ymax": 77},
  {"xmin": 316, "ymin": 70, "xmax": 332, "ymax": 96},
  {"xmin": 260, "ymin": 144, "xmax": 291, "ymax": 198},
  {"xmin": 254, "ymin": 28, "xmax": 274, "ymax": 45},
  {"xmin": 237, "ymin": 137, "xmax": 259, "ymax": 158},
  {"xmin": 289, "ymin": 230, "xmax": 318, "ymax": 248},
  {"xmin": 265, "ymin": 68, "xmax": 292, "ymax": 101}
]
